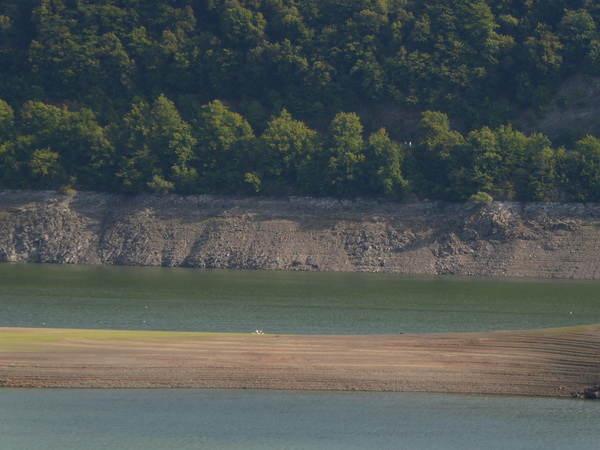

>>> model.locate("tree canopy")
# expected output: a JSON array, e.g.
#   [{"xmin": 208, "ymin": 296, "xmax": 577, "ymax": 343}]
[{"xmin": 0, "ymin": 0, "xmax": 599, "ymax": 201}]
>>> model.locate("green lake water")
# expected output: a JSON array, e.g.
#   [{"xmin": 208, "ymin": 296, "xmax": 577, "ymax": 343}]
[
  {"xmin": 0, "ymin": 263, "xmax": 598, "ymax": 334},
  {"xmin": 1, "ymin": 263, "xmax": 599, "ymax": 449}
]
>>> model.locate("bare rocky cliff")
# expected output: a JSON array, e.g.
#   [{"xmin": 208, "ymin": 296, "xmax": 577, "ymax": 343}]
[{"xmin": 0, "ymin": 190, "xmax": 599, "ymax": 279}]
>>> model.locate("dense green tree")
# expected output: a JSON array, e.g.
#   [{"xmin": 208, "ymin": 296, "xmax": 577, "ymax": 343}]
[
  {"xmin": 518, "ymin": 133, "xmax": 556, "ymax": 200},
  {"xmin": 93, "ymin": 32, "xmax": 135, "ymax": 98},
  {"xmin": 0, "ymin": 98, "xmax": 14, "ymax": 139},
  {"xmin": 519, "ymin": 24, "xmax": 565, "ymax": 107},
  {"xmin": 0, "ymin": 139, "xmax": 22, "ymax": 188},
  {"xmin": 258, "ymin": 109, "xmax": 318, "ymax": 193},
  {"xmin": 559, "ymin": 9, "xmax": 597, "ymax": 62},
  {"xmin": 464, "ymin": 126, "xmax": 502, "ymax": 197},
  {"xmin": 323, "ymin": 112, "xmax": 366, "ymax": 197},
  {"xmin": 493, "ymin": 124, "xmax": 530, "ymax": 199},
  {"xmin": 28, "ymin": 0, "xmax": 100, "ymax": 98},
  {"xmin": 558, "ymin": 135, "xmax": 600, "ymax": 201},
  {"xmin": 149, "ymin": 94, "xmax": 197, "ymax": 192},
  {"xmin": 114, "ymin": 100, "xmax": 155, "ymax": 192},
  {"xmin": 363, "ymin": 128, "xmax": 407, "ymax": 198},
  {"xmin": 17, "ymin": 101, "xmax": 112, "ymax": 190},
  {"xmin": 221, "ymin": 3, "xmax": 267, "ymax": 49},
  {"xmin": 413, "ymin": 111, "xmax": 466, "ymax": 199},
  {"xmin": 192, "ymin": 99, "xmax": 255, "ymax": 193},
  {"xmin": 28, "ymin": 147, "xmax": 62, "ymax": 188},
  {"xmin": 116, "ymin": 95, "xmax": 195, "ymax": 193},
  {"xmin": 469, "ymin": 127, "xmax": 545, "ymax": 199}
]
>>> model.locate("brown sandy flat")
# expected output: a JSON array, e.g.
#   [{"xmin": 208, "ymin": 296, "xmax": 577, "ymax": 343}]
[{"xmin": 1, "ymin": 325, "xmax": 599, "ymax": 397}]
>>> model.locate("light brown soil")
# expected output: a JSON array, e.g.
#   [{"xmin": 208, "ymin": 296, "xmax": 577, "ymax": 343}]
[{"xmin": 1, "ymin": 325, "xmax": 599, "ymax": 397}]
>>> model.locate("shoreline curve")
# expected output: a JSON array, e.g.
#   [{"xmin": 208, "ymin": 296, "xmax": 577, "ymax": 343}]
[{"xmin": 1, "ymin": 325, "xmax": 599, "ymax": 398}]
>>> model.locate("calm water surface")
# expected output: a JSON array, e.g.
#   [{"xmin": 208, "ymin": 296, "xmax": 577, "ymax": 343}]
[
  {"xmin": 1, "ymin": 263, "xmax": 599, "ymax": 449},
  {"xmin": 1, "ymin": 389, "xmax": 599, "ymax": 450},
  {"xmin": 1, "ymin": 263, "xmax": 598, "ymax": 334}
]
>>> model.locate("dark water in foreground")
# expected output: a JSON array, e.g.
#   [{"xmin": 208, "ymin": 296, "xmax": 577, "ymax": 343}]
[
  {"xmin": 1, "ymin": 263, "xmax": 599, "ymax": 449},
  {"xmin": 1, "ymin": 389, "xmax": 599, "ymax": 450}
]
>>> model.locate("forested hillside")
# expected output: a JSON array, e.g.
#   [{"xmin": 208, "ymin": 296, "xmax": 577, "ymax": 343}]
[{"xmin": 0, "ymin": 0, "xmax": 599, "ymax": 201}]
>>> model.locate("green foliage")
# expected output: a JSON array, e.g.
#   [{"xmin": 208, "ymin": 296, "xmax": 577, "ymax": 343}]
[
  {"xmin": 259, "ymin": 109, "xmax": 318, "ymax": 192},
  {"xmin": 414, "ymin": 111, "xmax": 466, "ymax": 199},
  {"xmin": 0, "ymin": 1, "xmax": 598, "ymax": 201},
  {"xmin": 58, "ymin": 184, "xmax": 76, "ymax": 196},
  {"xmin": 557, "ymin": 135, "xmax": 600, "ymax": 201},
  {"xmin": 468, "ymin": 191, "xmax": 493, "ymax": 206},
  {"xmin": 2, "ymin": 100, "xmax": 113, "ymax": 190},
  {"xmin": 324, "ymin": 112, "xmax": 366, "ymax": 197},
  {"xmin": 116, "ymin": 94, "xmax": 196, "ymax": 193},
  {"xmin": 221, "ymin": 5, "xmax": 266, "ymax": 48},
  {"xmin": 243, "ymin": 172, "xmax": 262, "ymax": 193},
  {"xmin": 0, "ymin": 0, "xmax": 596, "ymax": 126},
  {"xmin": 412, "ymin": 113, "xmax": 560, "ymax": 201},
  {"xmin": 364, "ymin": 128, "xmax": 407, "ymax": 198},
  {"xmin": 147, "ymin": 174, "xmax": 175, "ymax": 195},
  {"xmin": 559, "ymin": 9, "xmax": 597, "ymax": 64},
  {"xmin": 0, "ymin": 99, "xmax": 14, "ymax": 139},
  {"xmin": 520, "ymin": 133, "xmax": 556, "ymax": 201},
  {"xmin": 524, "ymin": 25, "xmax": 564, "ymax": 78},
  {"xmin": 29, "ymin": 147, "xmax": 59, "ymax": 177},
  {"xmin": 193, "ymin": 100, "xmax": 255, "ymax": 194}
]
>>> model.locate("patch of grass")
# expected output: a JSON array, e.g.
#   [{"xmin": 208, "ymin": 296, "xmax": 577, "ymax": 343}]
[
  {"xmin": 0, "ymin": 328, "xmax": 254, "ymax": 351},
  {"xmin": 521, "ymin": 324, "xmax": 596, "ymax": 337},
  {"xmin": 0, "ymin": 331, "xmax": 66, "ymax": 350}
]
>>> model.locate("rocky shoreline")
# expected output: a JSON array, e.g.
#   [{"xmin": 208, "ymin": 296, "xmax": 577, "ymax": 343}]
[{"xmin": 0, "ymin": 190, "xmax": 599, "ymax": 279}]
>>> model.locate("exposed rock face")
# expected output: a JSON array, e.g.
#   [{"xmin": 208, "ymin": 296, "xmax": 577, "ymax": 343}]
[{"xmin": 1, "ymin": 190, "xmax": 599, "ymax": 279}]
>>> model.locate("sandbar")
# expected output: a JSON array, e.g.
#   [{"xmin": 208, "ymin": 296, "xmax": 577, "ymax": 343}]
[{"xmin": 1, "ymin": 325, "xmax": 599, "ymax": 397}]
